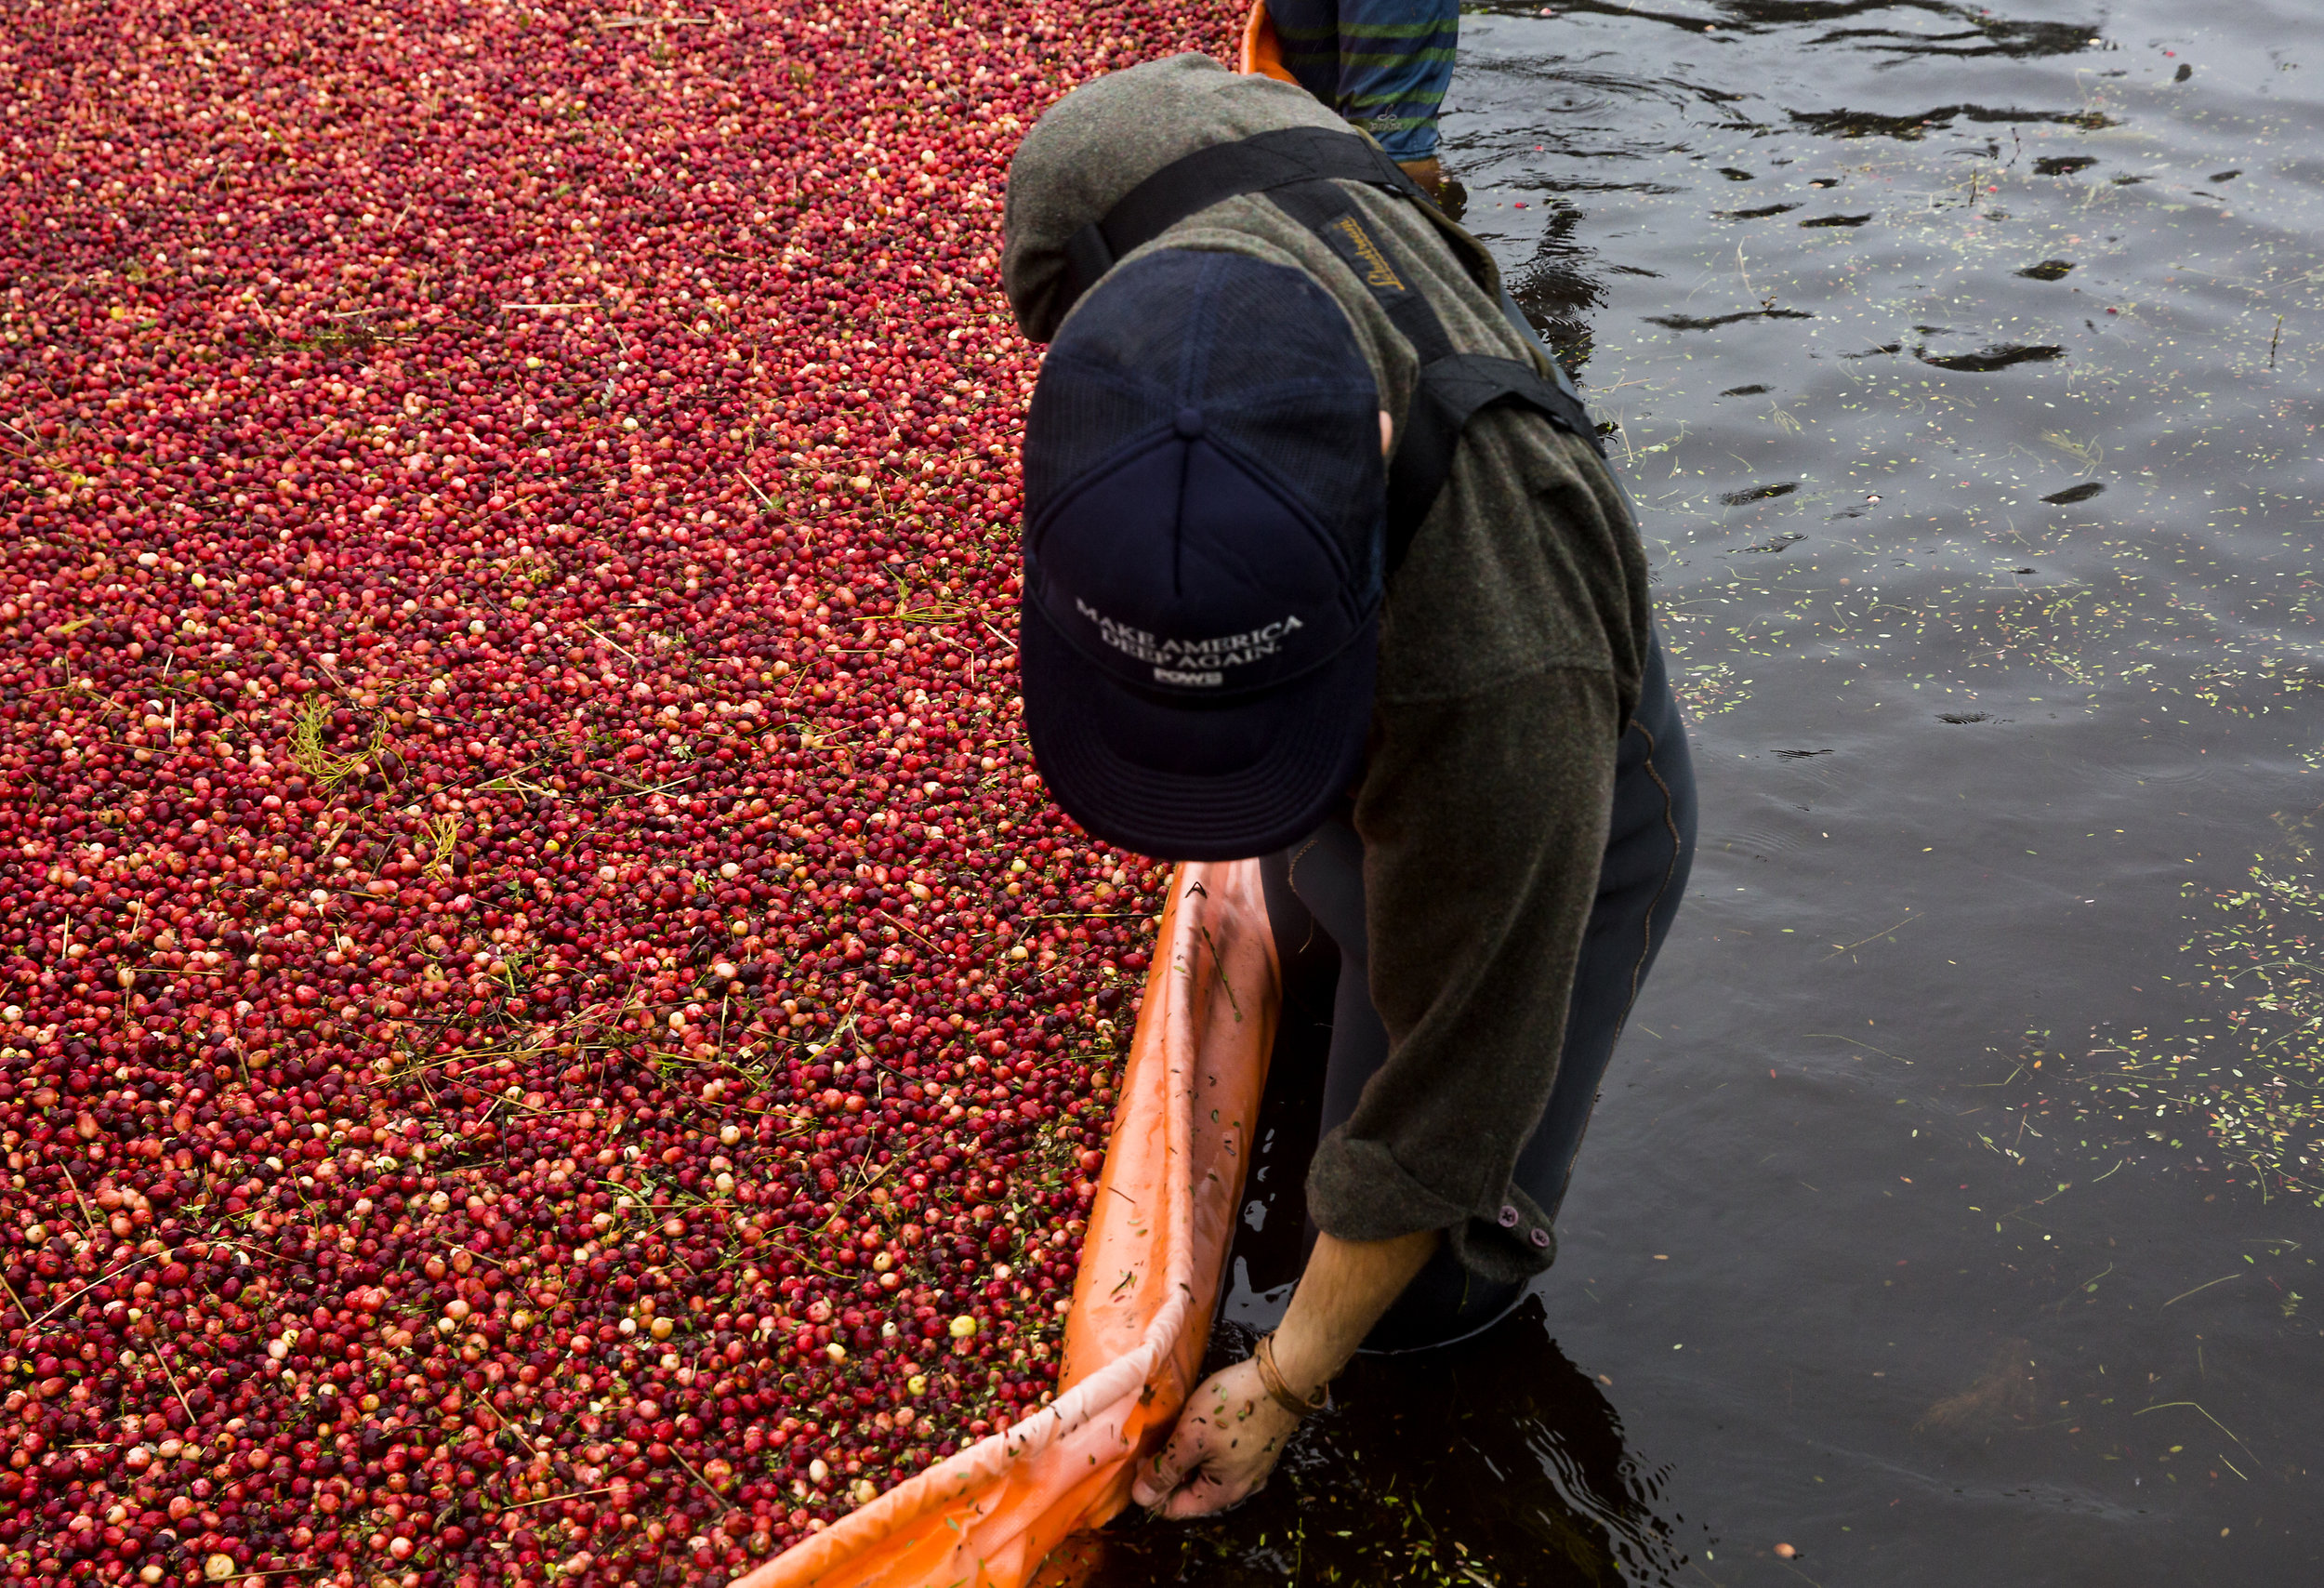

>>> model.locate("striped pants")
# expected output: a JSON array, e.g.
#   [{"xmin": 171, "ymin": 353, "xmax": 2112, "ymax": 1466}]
[{"xmin": 1264, "ymin": 0, "xmax": 1460, "ymax": 163}]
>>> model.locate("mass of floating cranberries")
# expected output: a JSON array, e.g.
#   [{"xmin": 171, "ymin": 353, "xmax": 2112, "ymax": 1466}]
[{"xmin": 0, "ymin": 1, "xmax": 1227, "ymax": 1583}]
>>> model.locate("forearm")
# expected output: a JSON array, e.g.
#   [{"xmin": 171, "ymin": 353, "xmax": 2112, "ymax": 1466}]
[{"xmin": 1268, "ymin": 1227, "xmax": 1439, "ymax": 1396}]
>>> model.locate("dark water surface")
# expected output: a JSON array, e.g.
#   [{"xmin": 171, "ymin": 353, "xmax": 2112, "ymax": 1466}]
[{"xmin": 1089, "ymin": 2, "xmax": 2324, "ymax": 1582}]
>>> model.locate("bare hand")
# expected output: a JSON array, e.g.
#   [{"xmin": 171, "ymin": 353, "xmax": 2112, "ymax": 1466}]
[
  {"xmin": 1129, "ymin": 1356, "xmax": 1304, "ymax": 1519},
  {"xmin": 1131, "ymin": 1230, "xmax": 1435, "ymax": 1521}
]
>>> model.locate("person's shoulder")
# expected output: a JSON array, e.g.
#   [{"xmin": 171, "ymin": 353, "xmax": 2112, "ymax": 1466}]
[{"xmin": 1033, "ymin": 52, "xmax": 1338, "ymax": 140}]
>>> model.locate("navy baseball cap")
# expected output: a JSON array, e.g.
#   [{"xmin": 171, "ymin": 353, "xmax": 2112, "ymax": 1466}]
[{"xmin": 1019, "ymin": 248, "xmax": 1385, "ymax": 861}]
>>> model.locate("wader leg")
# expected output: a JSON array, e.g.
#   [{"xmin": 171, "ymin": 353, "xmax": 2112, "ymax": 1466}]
[
  {"xmin": 1505, "ymin": 633, "xmax": 1697, "ymax": 1231},
  {"xmin": 1258, "ymin": 632, "xmax": 1698, "ymax": 1353}
]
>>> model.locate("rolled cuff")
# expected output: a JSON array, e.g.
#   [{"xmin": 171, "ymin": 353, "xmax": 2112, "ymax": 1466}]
[{"xmin": 1306, "ymin": 1126, "xmax": 1558, "ymax": 1284}]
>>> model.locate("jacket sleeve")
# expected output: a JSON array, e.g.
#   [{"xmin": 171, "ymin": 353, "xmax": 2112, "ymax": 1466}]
[{"xmin": 1302, "ymin": 665, "xmax": 1620, "ymax": 1281}]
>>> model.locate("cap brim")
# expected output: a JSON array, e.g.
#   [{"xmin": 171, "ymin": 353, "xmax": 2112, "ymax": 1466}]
[{"xmin": 1019, "ymin": 597, "xmax": 1375, "ymax": 861}]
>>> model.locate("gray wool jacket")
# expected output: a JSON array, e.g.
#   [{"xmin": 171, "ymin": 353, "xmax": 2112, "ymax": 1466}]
[{"xmin": 1001, "ymin": 55, "xmax": 1654, "ymax": 1283}]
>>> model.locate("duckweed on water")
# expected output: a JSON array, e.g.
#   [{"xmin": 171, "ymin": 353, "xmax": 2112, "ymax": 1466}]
[{"xmin": 2054, "ymin": 814, "xmax": 2324, "ymax": 1204}]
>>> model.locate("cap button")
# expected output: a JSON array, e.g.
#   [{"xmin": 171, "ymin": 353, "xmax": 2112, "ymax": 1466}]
[{"xmin": 1173, "ymin": 406, "xmax": 1206, "ymax": 440}]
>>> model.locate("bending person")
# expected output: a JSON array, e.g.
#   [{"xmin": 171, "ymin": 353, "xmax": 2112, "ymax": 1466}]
[{"xmin": 999, "ymin": 54, "xmax": 1697, "ymax": 1519}]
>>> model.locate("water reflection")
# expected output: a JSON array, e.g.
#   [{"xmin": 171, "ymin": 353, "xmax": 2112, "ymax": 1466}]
[
  {"xmin": 1509, "ymin": 200, "xmax": 1608, "ymax": 375},
  {"xmin": 1486, "ymin": 0, "xmax": 2106, "ymax": 65}
]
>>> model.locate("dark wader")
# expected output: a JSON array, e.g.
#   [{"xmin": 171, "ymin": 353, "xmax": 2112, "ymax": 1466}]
[
  {"xmin": 1262, "ymin": 636, "xmax": 1697, "ymax": 1351},
  {"xmin": 1057, "ymin": 126, "xmax": 1699, "ymax": 1351}
]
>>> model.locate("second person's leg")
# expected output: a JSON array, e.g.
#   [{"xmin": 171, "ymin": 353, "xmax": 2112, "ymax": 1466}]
[
  {"xmin": 1335, "ymin": 0, "xmax": 1460, "ymax": 192},
  {"xmin": 1264, "ymin": 0, "xmax": 1460, "ymax": 196},
  {"xmin": 1265, "ymin": 0, "xmax": 1344, "ymax": 118}
]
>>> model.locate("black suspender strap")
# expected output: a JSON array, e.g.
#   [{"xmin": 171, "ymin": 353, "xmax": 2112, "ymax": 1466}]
[
  {"xmin": 1263, "ymin": 180, "xmax": 1605, "ymax": 571},
  {"xmin": 1058, "ymin": 125, "xmax": 1426, "ymax": 307},
  {"xmin": 1062, "ymin": 126, "xmax": 1609, "ymax": 576},
  {"xmin": 1264, "ymin": 181, "xmax": 1456, "ymax": 364},
  {"xmin": 1385, "ymin": 352, "xmax": 1604, "ymax": 570}
]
